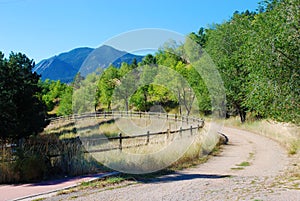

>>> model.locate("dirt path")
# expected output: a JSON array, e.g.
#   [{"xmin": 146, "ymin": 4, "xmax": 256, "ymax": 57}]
[
  {"xmin": 41, "ymin": 127, "xmax": 300, "ymax": 200},
  {"xmin": 0, "ymin": 172, "xmax": 119, "ymax": 201}
]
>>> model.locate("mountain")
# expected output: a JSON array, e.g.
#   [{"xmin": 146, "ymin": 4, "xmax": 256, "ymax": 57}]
[
  {"xmin": 79, "ymin": 45, "xmax": 142, "ymax": 76},
  {"xmin": 33, "ymin": 46, "xmax": 143, "ymax": 83}
]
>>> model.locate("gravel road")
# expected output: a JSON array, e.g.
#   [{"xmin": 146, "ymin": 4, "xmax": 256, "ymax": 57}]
[{"xmin": 44, "ymin": 127, "xmax": 300, "ymax": 201}]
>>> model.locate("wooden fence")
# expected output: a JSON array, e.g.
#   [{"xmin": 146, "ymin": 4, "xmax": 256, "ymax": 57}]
[
  {"xmin": 80, "ymin": 124, "xmax": 203, "ymax": 153},
  {"xmin": 47, "ymin": 111, "xmax": 205, "ymax": 154},
  {"xmin": 49, "ymin": 111, "xmax": 204, "ymax": 125}
]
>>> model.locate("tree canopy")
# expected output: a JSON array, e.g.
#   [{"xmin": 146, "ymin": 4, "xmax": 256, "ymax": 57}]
[
  {"xmin": 7, "ymin": 0, "xmax": 298, "ymax": 125},
  {"xmin": 0, "ymin": 52, "xmax": 47, "ymax": 140}
]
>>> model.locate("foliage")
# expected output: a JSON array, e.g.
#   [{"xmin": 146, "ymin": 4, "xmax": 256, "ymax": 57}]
[
  {"xmin": 0, "ymin": 52, "xmax": 47, "ymax": 140},
  {"xmin": 57, "ymin": 86, "xmax": 73, "ymax": 116},
  {"xmin": 243, "ymin": 0, "xmax": 299, "ymax": 123},
  {"xmin": 14, "ymin": 0, "xmax": 298, "ymax": 125},
  {"xmin": 205, "ymin": 11, "xmax": 255, "ymax": 122},
  {"xmin": 204, "ymin": 0, "xmax": 299, "ymax": 124},
  {"xmin": 39, "ymin": 79, "xmax": 67, "ymax": 111},
  {"xmin": 73, "ymin": 73, "xmax": 99, "ymax": 114},
  {"xmin": 98, "ymin": 66, "xmax": 120, "ymax": 111}
]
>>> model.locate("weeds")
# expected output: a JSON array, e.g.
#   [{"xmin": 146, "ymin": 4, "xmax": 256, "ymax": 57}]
[
  {"xmin": 236, "ymin": 161, "xmax": 250, "ymax": 167},
  {"xmin": 231, "ymin": 167, "xmax": 244, "ymax": 170}
]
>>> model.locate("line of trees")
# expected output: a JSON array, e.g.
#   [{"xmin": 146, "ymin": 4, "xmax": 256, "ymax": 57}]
[
  {"xmin": 202, "ymin": 0, "xmax": 299, "ymax": 123},
  {"xmin": 46, "ymin": 0, "xmax": 299, "ymax": 125},
  {"xmin": 1, "ymin": 0, "xmax": 298, "ymax": 142}
]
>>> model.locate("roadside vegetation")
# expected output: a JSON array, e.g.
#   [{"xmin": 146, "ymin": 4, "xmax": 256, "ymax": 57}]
[
  {"xmin": 224, "ymin": 116, "xmax": 300, "ymax": 155},
  {"xmin": 0, "ymin": 0, "xmax": 299, "ymax": 183}
]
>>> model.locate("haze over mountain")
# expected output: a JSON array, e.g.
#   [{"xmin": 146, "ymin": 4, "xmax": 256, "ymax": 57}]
[{"xmin": 33, "ymin": 45, "xmax": 143, "ymax": 83}]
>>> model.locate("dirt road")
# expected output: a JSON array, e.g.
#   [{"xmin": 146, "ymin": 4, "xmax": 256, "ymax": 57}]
[{"xmin": 42, "ymin": 127, "xmax": 300, "ymax": 200}]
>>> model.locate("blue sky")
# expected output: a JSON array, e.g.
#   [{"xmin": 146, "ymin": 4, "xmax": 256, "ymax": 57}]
[{"xmin": 0, "ymin": 0, "xmax": 261, "ymax": 62}]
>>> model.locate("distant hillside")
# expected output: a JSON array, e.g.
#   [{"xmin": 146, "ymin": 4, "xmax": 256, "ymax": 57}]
[{"xmin": 33, "ymin": 46, "xmax": 143, "ymax": 83}]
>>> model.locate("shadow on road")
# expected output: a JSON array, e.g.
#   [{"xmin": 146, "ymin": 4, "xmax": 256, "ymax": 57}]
[
  {"xmin": 27, "ymin": 173, "xmax": 107, "ymax": 186},
  {"xmin": 141, "ymin": 173, "xmax": 231, "ymax": 184}
]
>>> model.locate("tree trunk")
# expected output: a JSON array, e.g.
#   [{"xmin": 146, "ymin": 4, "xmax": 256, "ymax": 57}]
[
  {"xmin": 125, "ymin": 98, "xmax": 129, "ymax": 111},
  {"xmin": 239, "ymin": 110, "xmax": 246, "ymax": 123},
  {"xmin": 108, "ymin": 102, "xmax": 111, "ymax": 111}
]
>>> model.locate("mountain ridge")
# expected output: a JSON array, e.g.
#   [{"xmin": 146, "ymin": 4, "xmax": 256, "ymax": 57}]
[{"xmin": 33, "ymin": 45, "xmax": 143, "ymax": 83}]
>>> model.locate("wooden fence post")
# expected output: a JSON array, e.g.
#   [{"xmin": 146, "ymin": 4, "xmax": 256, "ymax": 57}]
[
  {"xmin": 119, "ymin": 133, "xmax": 122, "ymax": 151},
  {"xmin": 146, "ymin": 131, "xmax": 150, "ymax": 145},
  {"xmin": 200, "ymin": 120, "xmax": 205, "ymax": 128},
  {"xmin": 180, "ymin": 127, "xmax": 182, "ymax": 138},
  {"xmin": 190, "ymin": 125, "xmax": 193, "ymax": 136},
  {"xmin": 167, "ymin": 129, "xmax": 170, "ymax": 139}
]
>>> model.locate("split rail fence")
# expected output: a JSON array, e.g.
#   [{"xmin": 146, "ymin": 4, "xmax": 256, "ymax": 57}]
[{"xmin": 48, "ymin": 111, "xmax": 205, "ymax": 153}]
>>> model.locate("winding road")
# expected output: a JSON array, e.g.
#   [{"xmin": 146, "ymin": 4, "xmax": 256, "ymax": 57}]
[{"xmin": 43, "ymin": 127, "xmax": 300, "ymax": 201}]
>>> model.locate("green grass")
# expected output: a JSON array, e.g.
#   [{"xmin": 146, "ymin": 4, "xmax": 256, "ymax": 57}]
[
  {"xmin": 231, "ymin": 167, "xmax": 244, "ymax": 170},
  {"xmin": 80, "ymin": 176, "xmax": 126, "ymax": 189},
  {"xmin": 56, "ymin": 176, "xmax": 131, "ymax": 196},
  {"xmin": 236, "ymin": 161, "xmax": 250, "ymax": 167},
  {"xmin": 32, "ymin": 198, "xmax": 46, "ymax": 201}
]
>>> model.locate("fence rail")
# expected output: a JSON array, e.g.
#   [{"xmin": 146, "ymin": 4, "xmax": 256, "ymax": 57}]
[
  {"xmin": 46, "ymin": 111, "xmax": 205, "ymax": 154},
  {"xmin": 80, "ymin": 124, "xmax": 202, "ymax": 153},
  {"xmin": 48, "ymin": 111, "xmax": 204, "ymax": 125}
]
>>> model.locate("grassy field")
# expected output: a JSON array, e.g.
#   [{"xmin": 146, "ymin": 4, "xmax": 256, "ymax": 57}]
[{"xmin": 41, "ymin": 115, "xmax": 221, "ymax": 175}]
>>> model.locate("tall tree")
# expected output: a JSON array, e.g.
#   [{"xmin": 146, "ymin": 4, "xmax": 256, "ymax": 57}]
[
  {"xmin": 189, "ymin": 27, "xmax": 208, "ymax": 48},
  {"xmin": 0, "ymin": 52, "xmax": 47, "ymax": 140},
  {"xmin": 244, "ymin": 0, "xmax": 299, "ymax": 123},
  {"xmin": 205, "ymin": 11, "xmax": 255, "ymax": 122},
  {"xmin": 114, "ymin": 63, "xmax": 138, "ymax": 111},
  {"xmin": 57, "ymin": 86, "xmax": 73, "ymax": 116},
  {"xmin": 98, "ymin": 66, "xmax": 119, "ymax": 111}
]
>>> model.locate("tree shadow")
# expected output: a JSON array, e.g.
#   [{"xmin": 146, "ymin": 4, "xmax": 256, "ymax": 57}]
[
  {"xmin": 140, "ymin": 173, "xmax": 231, "ymax": 184},
  {"xmin": 28, "ymin": 172, "xmax": 107, "ymax": 186}
]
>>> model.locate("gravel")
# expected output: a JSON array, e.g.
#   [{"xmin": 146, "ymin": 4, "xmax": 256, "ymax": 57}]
[{"xmin": 43, "ymin": 127, "xmax": 300, "ymax": 201}]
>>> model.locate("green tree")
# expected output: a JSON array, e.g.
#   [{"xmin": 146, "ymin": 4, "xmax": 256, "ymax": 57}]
[
  {"xmin": 98, "ymin": 66, "xmax": 119, "ymax": 111},
  {"xmin": 205, "ymin": 11, "xmax": 255, "ymax": 122},
  {"xmin": 73, "ymin": 73, "xmax": 99, "ymax": 114},
  {"xmin": 114, "ymin": 63, "xmax": 139, "ymax": 111},
  {"xmin": 0, "ymin": 52, "xmax": 47, "ymax": 140},
  {"xmin": 140, "ymin": 54, "xmax": 157, "ymax": 66},
  {"xmin": 189, "ymin": 27, "xmax": 207, "ymax": 48},
  {"xmin": 244, "ymin": 0, "xmax": 299, "ymax": 123},
  {"xmin": 39, "ymin": 79, "xmax": 67, "ymax": 111},
  {"xmin": 130, "ymin": 64, "xmax": 158, "ymax": 111},
  {"xmin": 57, "ymin": 86, "xmax": 73, "ymax": 116}
]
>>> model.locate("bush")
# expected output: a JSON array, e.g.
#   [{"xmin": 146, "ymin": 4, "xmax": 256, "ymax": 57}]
[{"xmin": 16, "ymin": 154, "xmax": 48, "ymax": 182}]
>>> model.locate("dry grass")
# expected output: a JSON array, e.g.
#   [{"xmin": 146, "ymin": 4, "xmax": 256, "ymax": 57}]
[
  {"xmin": 224, "ymin": 117, "xmax": 300, "ymax": 155},
  {"xmin": 65, "ymin": 117, "xmax": 219, "ymax": 174},
  {"xmin": 224, "ymin": 116, "xmax": 300, "ymax": 182},
  {"xmin": 41, "ymin": 115, "xmax": 221, "ymax": 176}
]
